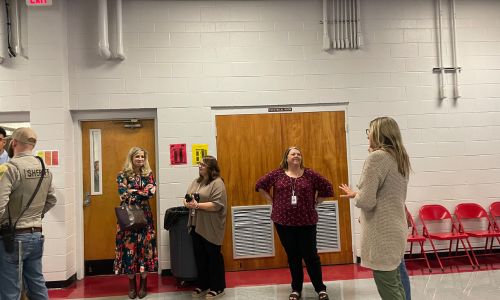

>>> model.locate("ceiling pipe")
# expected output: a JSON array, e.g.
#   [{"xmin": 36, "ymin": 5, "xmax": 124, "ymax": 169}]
[
  {"xmin": 114, "ymin": 0, "xmax": 125, "ymax": 60},
  {"xmin": 450, "ymin": 0, "xmax": 460, "ymax": 99},
  {"xmin": 435, "ymin": 0, "xmax": 445, "ymax": 100},
  {"xmin": 322, "ymin": 0, "xmax": 331, "ymax": 51},
  {"xmin": 0, "ymin": 2, "xmax": 6, "ymax": 63},
  {"xmin": 97, "ymin": 0, "xmax": 111, "ymax": 59},
  {"xmin": 13, "ymin": 0, "xmax": 22, "ymax": 57},
  {"xmin": 356, "ymin": 0, "xmax": 361, "ymax": 48}
]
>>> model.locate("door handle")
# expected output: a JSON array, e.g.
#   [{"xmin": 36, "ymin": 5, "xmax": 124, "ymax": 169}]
[{"xmin": 83, "ymin": 192, "xmax": 91, "ymax": 207}]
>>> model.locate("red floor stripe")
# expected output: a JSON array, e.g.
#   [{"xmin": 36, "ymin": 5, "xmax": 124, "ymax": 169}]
[{"xmin": 48, "ymin": 257, "xmax": 500, "ymax": 299}]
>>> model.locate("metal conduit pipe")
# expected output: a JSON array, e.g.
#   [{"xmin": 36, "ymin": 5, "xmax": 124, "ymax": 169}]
[
  {"xmin": 97, "ymin": 0, "xmax": 111, "ymax": 59},
  {"xmin": 0, "ymin": 3, "xmax": 6, "ymax": 63},
  {"xmin": 349, "ymin": 0, "xmax": 354, "ymax": 49},
  {"xmin": 339, "ymin": 0, "xmax": 344, "ymax": 49},
  {"xmin": 343, "ymin": 0, "xmax": 348, "ymax": 48},
  {"xmin": 450, "ymin": 0, "xmax": 460, "ymax": 99},
  {"xmin": 436, "ymin": 0, "xmax": 445, "ymax": 100},
  {"xmin": 356, "ymin": 0, "xmax": 361, "ymax": 48},
  {"xmin": 322, "ymin": 0, "xmax": 331, "ymax": 51},
  {"xmin": 13, "ymin": 0, "xmax": 21, "ymax": 57},
  {"xmin": 115, "ymin": 0, "xmax": 126, "ymax": 59}
]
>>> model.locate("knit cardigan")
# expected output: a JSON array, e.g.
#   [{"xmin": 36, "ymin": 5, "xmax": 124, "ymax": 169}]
[{"xmin": 354, "ymin": 150, "xmax": 408, "ymax": 271}]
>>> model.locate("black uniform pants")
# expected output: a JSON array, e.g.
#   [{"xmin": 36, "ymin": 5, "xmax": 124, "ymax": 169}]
[
  {"xmin": 191, "ymin": 230, "xmax": 226, "ymax": 292},
  {"xmin": 275, "ymin": 223, "xmax": 326, "ymax": 293}
]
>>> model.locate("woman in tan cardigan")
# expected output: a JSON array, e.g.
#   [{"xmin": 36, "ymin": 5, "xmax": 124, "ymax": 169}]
[
  {"xmin": 339, "ymin": 117, "xmax": 411, "ymax": 300},
  {"xmin": 184, "ymin": 155, "xmax": 227, "ymax": 299}
]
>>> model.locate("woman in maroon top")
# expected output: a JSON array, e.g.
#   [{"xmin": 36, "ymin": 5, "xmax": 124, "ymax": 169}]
[{"xmin": 256, "ymin": 147, "xmax": 333, "ymax": 300}]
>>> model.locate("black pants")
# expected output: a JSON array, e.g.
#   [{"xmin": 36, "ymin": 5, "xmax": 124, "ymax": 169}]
[
  {"xmin": 275, "ymin": 223, "xmax": 326, "ymax": 293},
  {"xmin": 191, "ymin": 230, "xmax": 226, "ymax": 292}
]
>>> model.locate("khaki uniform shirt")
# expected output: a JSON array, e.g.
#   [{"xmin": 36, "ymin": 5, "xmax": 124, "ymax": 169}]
[{"xmin": 0, "ymin": 152, "xmax": 57, "ymax": 229}]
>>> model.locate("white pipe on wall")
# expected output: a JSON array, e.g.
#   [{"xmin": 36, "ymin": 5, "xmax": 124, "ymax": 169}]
[
  {"xmin": 350, "ymin": 0, "xmax": 355, "ymax": 48},
  {"xmin": 331, "ymin": 0, "xmax": 336, "ymax": 49},
  {"xmin": 115, "ymin": 0, "xmax": 126, "ymax": 59},
  {"xmin": 339, "ymin": 0, "xmax": 344, "ymax": 48},
  {"xmin": 343, "ymin": 0, "xmax": 348, "ymax": 48},
  {"xmin": 0, "ymin": 2, "xmax": 6, "ymax": 63},
  {"xmin": 334, "ymin": 0, "xmax": 339, "ymax": 49},
  {"xmin": 322, "ymin": 0, "xmax": 330, "ymax": 51},
  {"xmin": 97, "ymin": 0, "xmax": 111, "ymax": 59},
  {"xmin": 450, "ymin": 0, "xmax": 460, "ymax": 99},
  {"xmin": 13, "ymin": 0, "xmax": 21, "ymax": 56},
  {"xmin": 356, "ymin": 0, "xmax": 361, "ymax": 48},
  {"xmin": 436, "ymin": 0, "xmax": 445, "ymax": 100}
]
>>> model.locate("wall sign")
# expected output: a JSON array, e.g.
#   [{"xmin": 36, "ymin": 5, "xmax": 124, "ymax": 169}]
[
  {"xmin": 268, "ymin": 107, "xmax": 292, "ymax": 112},
  {"xmin": 26, "ymin": 0, "xmax": 52, "ymax": 6},
  {"xmin": 170, "ymin": 144, "xmax": 187, "ymax": 165},
  {"xmin": 192, "ymin": 144, "xmax": 208, "ymax": 165},
  {"xmin": 36, "ymin": 150, "xmax": 59, "ymax": 167}
]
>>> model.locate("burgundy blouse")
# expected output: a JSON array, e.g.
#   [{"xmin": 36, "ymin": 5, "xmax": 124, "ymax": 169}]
[{"xmin": 255, "ymin": 168, "xmax": 334, "ymax": 226}]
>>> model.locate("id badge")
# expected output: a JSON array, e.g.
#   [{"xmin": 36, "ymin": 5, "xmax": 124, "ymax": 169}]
[{"xmin": 291, "ymin": 195, "xmax": 297, "ymax": 205}]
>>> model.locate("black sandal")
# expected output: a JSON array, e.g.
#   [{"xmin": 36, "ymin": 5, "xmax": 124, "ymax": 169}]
[
  {"xmin": 319, "ymin": 291, "xmax": 329, "ymax": 300},
  {"xmin": 289, "ymin": 291, "xmax": 301, "ymax": 300},
  {"xmin": 205, "ymin": 290, "xmax": 225, "ymax": 299},
  {"xmin": 192, "ymin": 288, "xmax": 208, "ymax": 298}
]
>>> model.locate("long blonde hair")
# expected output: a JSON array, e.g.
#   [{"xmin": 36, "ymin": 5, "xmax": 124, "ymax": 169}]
[
  {"xmin": 369, "ymin": 117, "xmax": 411, "ymax": 178},
  {"xmin": 122, "ymin": 147, "xmax": 152, "ymax": 177}
]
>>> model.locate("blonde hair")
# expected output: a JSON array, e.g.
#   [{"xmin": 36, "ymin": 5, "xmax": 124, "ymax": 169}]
[
  {"xmin": 369, "ymin": 117, "xmax": 411, "ymax": 178},
  {"xmin": 279, "ymin": 146, "xmax": 305, "ymax": 170},
  {"xmin": 122, "ymin": 147, "xmax": 152, "ymax": 177}
]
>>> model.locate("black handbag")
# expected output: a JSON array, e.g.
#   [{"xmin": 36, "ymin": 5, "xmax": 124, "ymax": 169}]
[{"xmin": 115, "ymin": 204, "xmax": 147, "ymax": 231}]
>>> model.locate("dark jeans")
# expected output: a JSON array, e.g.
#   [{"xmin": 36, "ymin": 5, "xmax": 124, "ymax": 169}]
[
  {"xmin": 274, "ymin": 223, "xmax": 326, "ymax": 293},
  {"xmin": 191, "ymin": 230, "xmax": 226, "ymax": 292}
]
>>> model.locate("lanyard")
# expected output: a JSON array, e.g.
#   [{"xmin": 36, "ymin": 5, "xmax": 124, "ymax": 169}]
[{"xmin": 289, "ymin": 176, "xmax": 298, "ymax": 205}]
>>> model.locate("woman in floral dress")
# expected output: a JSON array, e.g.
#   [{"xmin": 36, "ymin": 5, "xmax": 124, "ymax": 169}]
[{"xmin": 114, "ymin": 147, "xmax": 157, "ymax": 299}]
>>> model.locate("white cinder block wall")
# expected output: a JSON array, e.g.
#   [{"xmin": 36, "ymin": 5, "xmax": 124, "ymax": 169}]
[{"xmin": 1, "ymin": 0, "xmax": 499, "ymax": 282}]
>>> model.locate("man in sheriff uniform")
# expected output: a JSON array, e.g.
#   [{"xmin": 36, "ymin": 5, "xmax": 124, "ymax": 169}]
[{"xmin": 0, "ymin": 127, "xmax": 57, "ymax": 300}]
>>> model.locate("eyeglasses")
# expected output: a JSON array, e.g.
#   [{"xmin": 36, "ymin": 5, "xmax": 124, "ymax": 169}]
[
  {"xmin": 198, "ymin": 162, "xmax": 207, "ymax": 167},
  {"xmin": 365, "ymin": 129, "xmax": 370, "ymax": 136}
]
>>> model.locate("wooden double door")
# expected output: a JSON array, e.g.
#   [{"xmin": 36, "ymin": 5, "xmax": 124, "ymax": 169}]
[{"xmin": 215, "ymin": 111, "xmax": 352, "ymax": 271}]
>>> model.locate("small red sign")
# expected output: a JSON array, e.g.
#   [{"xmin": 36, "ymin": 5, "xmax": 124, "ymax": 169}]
[
  {"xmin": 170, "ymin": 144, "xmax": 187, "ymax": 165},
  {"xmin": 26, "ymin": 0, "xmax": 52, "ymax": 6}
]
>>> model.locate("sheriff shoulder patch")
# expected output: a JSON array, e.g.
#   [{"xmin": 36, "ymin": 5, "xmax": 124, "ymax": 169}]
[{"xmin": 0, "ymin": 164, "xmax": 7, "ymax": 180}]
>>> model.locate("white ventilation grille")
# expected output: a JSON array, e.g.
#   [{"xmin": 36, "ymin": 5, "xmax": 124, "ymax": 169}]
[
  {"xmin": 232, "ymin": 205, "xmax": 274, "ymax": 259},
  {"xmin": 317, "ymin": 201, "xmax": 341, "ymax": 252}
]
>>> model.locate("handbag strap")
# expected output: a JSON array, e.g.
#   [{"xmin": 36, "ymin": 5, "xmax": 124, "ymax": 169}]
[{"xmin": 8, "ymin": 156, "xmax": 46, "ymax": 230}]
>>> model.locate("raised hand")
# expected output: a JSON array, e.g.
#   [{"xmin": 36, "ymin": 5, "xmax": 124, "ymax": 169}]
[{"xmin": 339, "ymin": 183, "xmax": 357, "ymax": 199}]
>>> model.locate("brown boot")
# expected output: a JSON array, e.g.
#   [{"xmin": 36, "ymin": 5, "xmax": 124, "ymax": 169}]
[
  {"xmin": 128, "ymin": 276, "xmax": 137, "ymax": 299},
  {"xmin": 138, "ymin": 276, "xmax": 147, "ymax": 299}
]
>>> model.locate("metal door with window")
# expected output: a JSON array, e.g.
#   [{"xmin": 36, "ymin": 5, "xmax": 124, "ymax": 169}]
[{"xmin": 81, "ymin": 120, "xmax": 157, "ymax": 275}]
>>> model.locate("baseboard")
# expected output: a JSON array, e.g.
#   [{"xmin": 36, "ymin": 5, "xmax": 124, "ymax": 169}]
[
  {"xmin": 46, "ymin": 273, "xmax": 77, "ymax": 289},
  {"xmin": 161, "ymin": 269, "xmax": 172, "ymax": 276}
]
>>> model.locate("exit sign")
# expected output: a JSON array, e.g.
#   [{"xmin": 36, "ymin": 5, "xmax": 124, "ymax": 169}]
[{"xmin": 26, "ymin": 0, "xmax": 52, "ymax": 6}]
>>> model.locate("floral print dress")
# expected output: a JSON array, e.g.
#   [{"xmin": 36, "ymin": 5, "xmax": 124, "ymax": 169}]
[{"xmin": 114, "ymin": 171, "xmax": 158, "ymax": 275}]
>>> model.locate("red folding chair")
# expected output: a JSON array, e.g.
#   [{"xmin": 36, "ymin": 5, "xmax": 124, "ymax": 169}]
[
  {"xmin": 405, "ymin": 207, "xmax": 432, "ymax": 272},
  {"xmin": 455, "ymin": 203, "xmax": 500, "ymax": 264},
  {"xmin": 419, "ymin": 204, "xmax": 477, "ymax": 271},
  {"xmin": 490, "ymin": 202, "xmax": 500, "ymax": 249}
]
